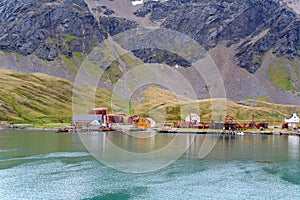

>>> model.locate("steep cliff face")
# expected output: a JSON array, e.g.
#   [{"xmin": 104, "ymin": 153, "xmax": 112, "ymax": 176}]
[
  {"xmin": 0, "ymin": 0, "xmax": 102, "ymax": 60},
  {"xmin": 1, "ymin": 0, "xmax": 299, "ymax": 73},
  {"xmin": 134, "ymin": 0, "xmax": 300, "ymax": 73},
  {"xmin": 0, "ymin": 0, "xmax": 136, "ymax": 61}
]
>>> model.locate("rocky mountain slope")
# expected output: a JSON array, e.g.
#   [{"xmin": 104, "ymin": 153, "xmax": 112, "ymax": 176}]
[
  {"xmin": 133, "ymin": 0, "xmax": 300, "ymax": 73},
  {"xmin": 1, "ymin": 0, "xmax": 300, "ymax": 105},
  {"xmin": 0, "ymin": 0, "xmax": 136, "ymax": 61},
  {"xmin": 284, "ymin": 0, "xmax": 300, "ymax": 13}
]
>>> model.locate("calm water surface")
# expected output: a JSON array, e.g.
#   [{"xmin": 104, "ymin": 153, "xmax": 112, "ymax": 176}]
[{"xmin": 1, "ymin": 130, "xmax": 300, "ymax": 200}]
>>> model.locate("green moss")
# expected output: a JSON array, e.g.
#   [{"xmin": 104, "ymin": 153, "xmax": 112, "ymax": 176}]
[
  {"xmin": 45, "ymin": 37, "xmax": 55, "ymax": 44},
  {"xmin": 64, "ymin": 34, "xmax": 77, "ymax": 42},
  {"xmin": 120, "ymin": 54, "xmax": 143, "ymax": 69},
  {"xmin": 73, "ymin": 51, "xmax": 83, "ymax": 63},
  {"xmin": 289, "ymin": 57, "xmax": 300, "ymax": 83},
  {"xmin": 61, "ymin": 54, "xmax": 77, "ymax": 73},
  {"xmin": 267, "ymin": 57, "xmax": 294, "ymax": 91},
  {"xmin": 252, "ymin": 95, "xmax": 272, "ymax": 103},
  {"xmin": 101, "ymin": 60, "xmax": 123, "ymax": 84}
]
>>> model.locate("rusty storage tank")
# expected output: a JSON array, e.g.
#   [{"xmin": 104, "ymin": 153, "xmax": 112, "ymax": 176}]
[
  {"xmin": 89, "ymin": 108, "xmax": 108, "ymax": 116},
  {"xmin": 108, "ymin": 114, "xmax": 125, "ymax": 123}
]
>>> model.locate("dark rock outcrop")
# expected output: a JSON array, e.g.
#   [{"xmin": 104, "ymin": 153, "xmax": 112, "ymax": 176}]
[
  {"xmin": 132, "ymin": 48, "xmax": 191, "ymax": 67},
  {"xmin": 100, "ymin": 16, "xmax": 137, "ymax": 36},
  {"xmin": 134, "ymin": 0, "xmax": 300, "ymax": 73},
  {"xmin": 1, "ymin": 0, "xmax": 300, "ymax": 73},
  {"xmin": 0, "ymin": 0, "xmax": 136, "ymax": 61}
]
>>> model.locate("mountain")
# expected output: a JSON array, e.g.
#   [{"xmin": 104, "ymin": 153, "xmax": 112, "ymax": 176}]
[
  {"xmin": 1, "ymin": 0, "xmax": 300, "ymax": 106},
  {"xmin": 133, "ymin": 0, "xmax": 300, "ymax": 73},
  {"xmin": 0, "ymin": 0, "xmax": 136, "ymax": 80},
  {"xmin": 0, "ymin": 69, "xmax": 297, "ymax": 124}
]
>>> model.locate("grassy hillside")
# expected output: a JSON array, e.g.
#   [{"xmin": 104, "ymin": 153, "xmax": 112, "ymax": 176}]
[
  {"xmin": 267, "ymin": 56, "xmax": 300, "ymax": 92},
  {"xmin": 0, "ymin": 70, "xmax": 297, "ymax": 126},
  {"xmin": 132, "ymin": 86, "xmax": 298, "ymax": 125},
  {"xmin": 0, "ymin": 69, "xmax": 113, "ymax": 125}
]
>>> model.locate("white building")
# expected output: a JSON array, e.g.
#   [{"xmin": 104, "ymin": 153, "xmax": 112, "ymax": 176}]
[
  {"xmin": 285, "ymin": 108, "xmax": 299, "ymax": 123},
  {"xmin": 185, "ymin": 113, "xmax": 200, "ymax": 123}
]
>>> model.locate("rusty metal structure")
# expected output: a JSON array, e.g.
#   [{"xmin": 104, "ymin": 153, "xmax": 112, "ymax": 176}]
[
  {"xmin": 223, "ymin": 114, "xmax": 268, "ymax": 131},
  {"xmin": 282, "ymin": 122, "xmax": 288, "ymax": 129},
  {"xmin": 197, "ymin": 122, "xmax": 210, "ymax": 129},
  {"xmin": 240, "ymin": 121, "xmax": 268, "ymax": 130},
  {"xmin": 108, "ymin": 113, "xmax": 125, "ymax": 123},
  {"xmin": 223, "ymin": 115, "xmax": 241, "ymax": 131},
  {"xmin": 89, "ymin": 108, "xmax": 109, "ymax": 123},
  {"xmin": 89, "ymin": 108, "xmax": 108, "ymax": 115},
  {"xmin": 127, "ymin": 115, "xmax": 140, "ymax": 124},
  {"xmin": 173, "ymin": 121, "xmax": 198, "ymax": 128}
]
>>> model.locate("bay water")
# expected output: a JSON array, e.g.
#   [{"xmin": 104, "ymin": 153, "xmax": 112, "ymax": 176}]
[{"xmin": 1, "ymin": 130, "xmax": 300, "ymax": 199}]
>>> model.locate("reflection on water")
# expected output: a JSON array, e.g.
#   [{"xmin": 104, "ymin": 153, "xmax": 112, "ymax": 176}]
[
  {"xmin": 79, "ymin": 131, "xmax": 200, "ymax": 173},
  {"xmin": 288, "ymin": 136, "xmax": 299, "ymax": 160},
  {"xmin": 204, "ymin": 134, "xmax": 297, "ymax": 162},
  {"xmin": 1, "ymin": 130, "xmax": 300, "ymax": 199},
  {"xmin": 76, "ymin": 131, "xmax": 300, "ymax": 164},
  {"xmin": 1, "ymin": 131, "xmax": 299, "ymax": 164}
]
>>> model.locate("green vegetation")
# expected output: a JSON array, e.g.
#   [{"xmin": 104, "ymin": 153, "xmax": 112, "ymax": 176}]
[
  {"xmin": 267, "ymin": 57, "xmax": 294, "ymax": 91},
  {"xmin": 119, "ymin": 54, "xmax": 143, "ymax": 69},
  {"xmin": 72, "ymin": 51, "xmax": 83, "ymax": 63},
  {"xmin": 0, "ymin": 69, "xmax": 113, "ymax": 125},
  {"xmin": 0, "ymin": 70, "xmax": 298, "ymax": 126},
  {"xmin": 131, "ymin": 85, "xmax": 298, "ymax": 125},
  {"xmin": 45, "ymin": 37, "xmax": 54, "ymax": 44},
  {"xmin": 289, "ymin": 57, "xmax": 300, "ymax": 93},
  {"xmin": 101, "ymin": 53, "xmax": 143, "ymax": 84},
  {"xmin": 60, "ymin": 51, "xmax": 84, "ymax": 73},
  {"xmin": 101, "ymin": 60, "xmax": 123, "ymax": 84},
  {"xmin": 128, "ymin": 102, "xmax": 135, "ymax": 116},
  {"xmin": 64, "ymin": 34, "xmax": 77, "ymax": 43},
  {"xmin": 245, "ymin": 95, "xmax": 272, "ymax": 103},
  {"xmin": 60, "ymin": 54, "xmax": 77, "ymax": 73}
]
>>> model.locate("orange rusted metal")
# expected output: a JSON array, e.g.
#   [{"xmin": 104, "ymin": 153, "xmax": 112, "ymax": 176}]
[{"xmin": 127, "ymin": 115, "xmax": 140, "ymax": 124}]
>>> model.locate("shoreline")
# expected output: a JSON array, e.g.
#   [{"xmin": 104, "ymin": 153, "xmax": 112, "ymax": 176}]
[{"xmin": 1, "ymin": 127, "xmax": 300, "ymax": 136}]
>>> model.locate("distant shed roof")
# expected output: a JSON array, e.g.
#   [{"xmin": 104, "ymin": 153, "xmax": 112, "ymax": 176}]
[{"xmin": 72, "ymin": 114, "xmax": 102, "ymax": 121}]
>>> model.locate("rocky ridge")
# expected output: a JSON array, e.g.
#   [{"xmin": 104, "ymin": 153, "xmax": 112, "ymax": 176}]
[
  {"xmin": 1, "ymin": 0, "xmax": 300, "ymax": 73},
  {"xmin": 134, "ymin": 0, "xmax": 300, "ymax": 73},
  {"xmin": 0, "ymin": 0, "xmax": 136, "ymax": 61}
]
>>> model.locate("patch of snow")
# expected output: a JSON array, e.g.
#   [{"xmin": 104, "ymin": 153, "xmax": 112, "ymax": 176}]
[
  {"xmin": 131, "ymin": 0, "xmax": 169, "ymax": 6},
  {"xmin": 131, "ymin": 0, "xmax": 144, "ymax": 6}
]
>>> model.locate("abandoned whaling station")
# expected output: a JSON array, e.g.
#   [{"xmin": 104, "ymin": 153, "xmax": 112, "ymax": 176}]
[{"xmin": 56, "ymin": 107, "xmax": 300, "ymax": 136}]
